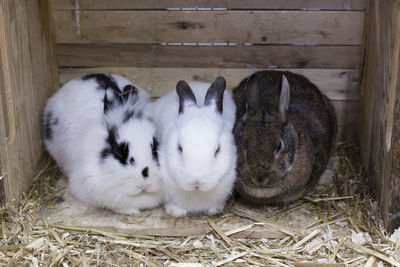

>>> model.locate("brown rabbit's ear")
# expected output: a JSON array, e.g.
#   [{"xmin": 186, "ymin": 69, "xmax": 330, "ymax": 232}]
[
  {"xmin": 245, "ymin": 72, "xmax": 260, "ymax": 115},
  {"xmin": 176, "ymin": 80, "xmax": 197, "ymax": 114},
  {"xmin": 279, "ymin": 75, "xmax": 290, "ymax": 121},
  {"xmin": 205, "ymin": 76, "xmax": 226, "ymax": 114}
]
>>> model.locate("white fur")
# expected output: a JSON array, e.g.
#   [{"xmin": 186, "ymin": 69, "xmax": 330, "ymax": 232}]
[
  {"xmin": 146, "ymin": 81, "xmax": 237, "ymax": 217},
  {"xmin": 43, "ymin": 74, "xmax": 163, "ymax": 214}
]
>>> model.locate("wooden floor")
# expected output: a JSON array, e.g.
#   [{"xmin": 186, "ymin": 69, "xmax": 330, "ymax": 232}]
[
  {"xmin": 41, "ymin": 162, "xmax": 339, "ymax": 239},
  {"xmin": 41, "ymin": 178, "xmax": 289, "ymax": 238}
]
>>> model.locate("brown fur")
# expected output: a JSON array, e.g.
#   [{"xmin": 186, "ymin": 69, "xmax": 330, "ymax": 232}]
[{"xmin": 232, "ymin": 70, "xmax": 337, "ymax": 205}]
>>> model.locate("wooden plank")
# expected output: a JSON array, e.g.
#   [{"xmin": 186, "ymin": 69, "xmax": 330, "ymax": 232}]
[
  {"xmin": 0, "ymin": 0, "xmax": 59, "ymax": 205},
  {"xmin": 58, "ymin": 67, "xmax": 359, "ymax": 101},
  {"xmin": 56, "ymin": 44, "xmax": 362, "ymax": 69},
  {"xmin": 386, "ymin": 0, "xmax": 400, "ymax": 233},
  {"xmin": 27, "ymin": 2, "xmax": 60, "ymax": 97},
  {"xmin": 332, "ymin": 100, "xmax": 357, "ymax": 142},
  {"xmin": 358, "ymin": 0, "xmax": 400, "ymax": 233},
  {"xmin": 54, "ymin": 10, "xmax": 364, "ymax": 45},
  {"xmin": 58, "ymin": 67, "xmax": 359, "ymax": 141},
  {"xmin": 51, "ymin": 0, "xmax": 366, "ymax": 11},
  {"xmin": 0, "ymin": 42, "xmax": 6, "ymax": 204}
]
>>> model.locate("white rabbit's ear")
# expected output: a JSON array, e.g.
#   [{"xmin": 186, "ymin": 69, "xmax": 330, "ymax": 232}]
[
  {"xmin": 204, "ymin": 76, "xmax": 226, "ymax": 114},
  {"xmin": 279, "ymin": 75, "xmax": 290, "ymax": 121},
  {"xmin": 176, "ymin": 80, "xmax": 196, "ymax": 114}
]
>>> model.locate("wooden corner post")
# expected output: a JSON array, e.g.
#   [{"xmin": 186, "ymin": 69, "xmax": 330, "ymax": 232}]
[
  {"xmin": 359, "ymin": 0, "xmax": 400, "ymax": 232},
  {"xmin": 0, "ymin": 0, "xmax": 59, "ymax": 205}
]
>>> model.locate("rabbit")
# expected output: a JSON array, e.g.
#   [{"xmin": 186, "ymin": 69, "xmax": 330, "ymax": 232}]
[
  {"xmin": 232, "ymin": 70, "xmax": 337, "ymax": 206},
  {"xmin": 43, "ymin": 73, "xmax": 163, "ymax": 215},
  {"xmin": 146, "ymin": 77, "xmax": 237, "ymax": 217}
]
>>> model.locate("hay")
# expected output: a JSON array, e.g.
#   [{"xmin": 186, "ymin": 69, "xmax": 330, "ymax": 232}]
[{"xmin": 1, "ymin": 143, "xmax": 400, "ymax": 266}]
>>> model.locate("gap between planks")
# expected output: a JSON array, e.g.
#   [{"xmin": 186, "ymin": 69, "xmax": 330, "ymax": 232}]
[{"xmin": 51, "ymin": 0, "xmax": 366, "ymax": 11}]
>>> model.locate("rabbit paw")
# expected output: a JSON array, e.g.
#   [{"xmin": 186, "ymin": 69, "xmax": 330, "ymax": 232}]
[
  {"xmin": 114, "ymin": 207, "xmax": 141, "ymax": 215},
  {"xmin": 207, "ymin": 206, "xmax": 223, "ymax": 216},
  {"xmin": 165, "ymin": 204, "xmax": 187, "ymax": 217}
]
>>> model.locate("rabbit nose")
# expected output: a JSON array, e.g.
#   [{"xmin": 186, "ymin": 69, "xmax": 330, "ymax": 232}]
[
  {"xmin": 190, "ymin": 179, "xmax": 203, "ymax": 189},
  {"xmin": 141, "ymin": 167, "xmax": 149, "ymax": 179},
  {"xmin": 252, "ymin": 167, "xmax": 267, "ymax": 177},
  {"xmin": 255, "ymin": 176, "xmax": 268, "ymax": 185},
  {"xmin": 140, "ymin": 184, "xmax": 150, "ymax": 190}
]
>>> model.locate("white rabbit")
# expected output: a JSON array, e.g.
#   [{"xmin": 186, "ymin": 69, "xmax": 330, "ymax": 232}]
[
  {"xmin": 147, "ymin": 77, "xmax": 237, "ymax": 217},
  {"xmin": 43, "ymin": 74, "xmax": 163, "ymax": 215}
]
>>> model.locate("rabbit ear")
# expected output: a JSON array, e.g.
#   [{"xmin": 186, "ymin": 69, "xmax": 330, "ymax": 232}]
[
  {"xmin": 279, "ymin": 75, "xmax": 290, "ymax": 121},
  {"xmin": 204, "ymin": 76, "xmax": 226, "ymax": 114},
  {"xmin": 121, "ymin": 84, "xmax": 138, "ymax": 104},
  {"xmin": 245, "ymin": 72, "xmax": 260, "ymax": 115},
  {"xmin": 123, "ymin": 84, "xmax": 137, "ymax": 96},
  {"xmin": 177, "ymin": 80, "xmax": 197, "ymax": 114}
]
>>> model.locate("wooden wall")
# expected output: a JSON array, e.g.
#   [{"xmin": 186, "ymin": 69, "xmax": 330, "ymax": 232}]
[
  {"xmin": 0, "ymin": 0, "xmax": 59, "ymax": 205},
  {"xmin": 359, "ymin": 0, "xmax": 400, "ymax": 232},
  {"xmin": 51, "ymin": 0, "xmax": 365, "ymax": 141}
]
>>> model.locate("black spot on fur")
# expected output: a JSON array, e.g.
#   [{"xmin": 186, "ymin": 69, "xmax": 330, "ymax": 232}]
[
  {"xmin": 82, "ymin": 74, "xmax": 120, "ymax": 92},
  {"xmin": 103, "ymin": 92, "xmax": 114, "ymax": 113},
  {"xmin": 114, "ymin": 142, "xmax": 130, "ymax": 165},
  {"xmin": 123, "ymin": 109, "xmax": 135, "ymax": 123},
  {"xmin": 100, "ymin": 126, "xmax": 130, "ymax": 165},
  {"xmin": 142, "ymin": 167, "xmax": 149, "ymax": 178},
  {"xmin": 83, "ymin": 74, "xmax": 121, "ymax": 113},
  {"xmin": 44, "ymin": 111, "xmax": 53, "ymax": 140},
  {"xmin": 82, "ymin": 74, "xmax": 138, "ymax": 113},
  {"xmin": 151, "ymin": 137, "xmax": 159, "ymax": 162}
]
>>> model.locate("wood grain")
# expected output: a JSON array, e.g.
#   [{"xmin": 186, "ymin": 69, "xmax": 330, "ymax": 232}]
[
  {"xmin": 58, "ymin": 67, "xmax": 359, "ymax": 141},
  {"xmin": 56, "ymin": 44, "xmax": 362, "ymax": 69},
  {"xmin": 0, "ymin": 0, "xmax": 59, "ymax": 204},
  {"xmin": 54, "ymin": 10, "xmax": 364, "ymax": 45},
  {"xmin": 58, "ymin": 67, "xmax": 359, "ymax": 101},
  {"xmin": 332, "ymin": 100, "xmax": 357, "ymax": 142},
  {"xmin": 358, "ymin": 0, "xmax": 400, "ymax": 232},
  {"xmin": 51, "ymin": 0, "xmax": 366, "ymax": 11},
  {"xmin": 386, "ymin": 0, "xmax": 400, "ymax": 233},
  {"xmin": 0, "ymin": 42, "xmax": 6, "ymax": 203}
]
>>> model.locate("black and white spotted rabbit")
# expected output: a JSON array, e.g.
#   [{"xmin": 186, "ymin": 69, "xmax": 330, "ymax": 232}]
[{"xmin": 43, "ymin": 74, "xmax": 162, "ymax": 214}]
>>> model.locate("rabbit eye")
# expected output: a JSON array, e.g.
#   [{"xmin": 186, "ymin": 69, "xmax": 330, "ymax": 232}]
[
  {"xmin": 178, "ymin": 144, "xmax": 183, "ymax": 153},
  {"xmin": 214, "ymin": 145, "xmax": 221, "ymax": 157},
  {"xmin": 129, "ymin": 157, "xmax": 135, "ymax": 165}
]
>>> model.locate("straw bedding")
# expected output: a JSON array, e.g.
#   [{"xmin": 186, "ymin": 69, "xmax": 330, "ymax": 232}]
[{"xmin": 1, "ymin": 143, "xmax": 399, "ymax": 266}]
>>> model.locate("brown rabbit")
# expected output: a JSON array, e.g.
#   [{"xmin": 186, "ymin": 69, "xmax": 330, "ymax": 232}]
[{"xmin": 232, "ymin": 70, "xmax": 336, "ymax": 205}]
